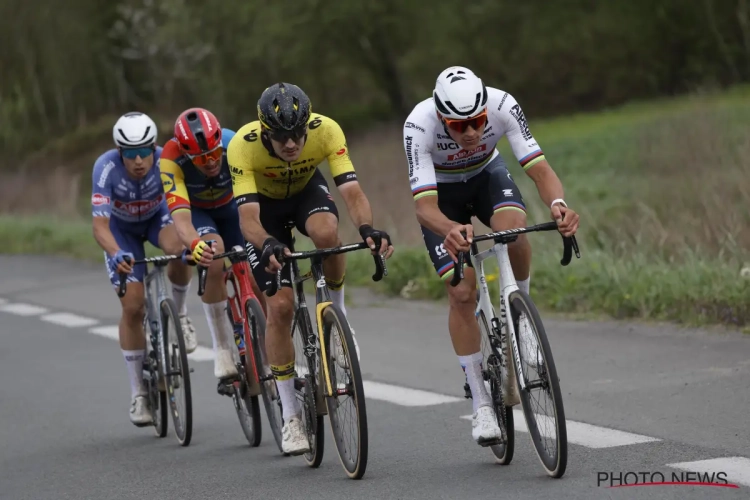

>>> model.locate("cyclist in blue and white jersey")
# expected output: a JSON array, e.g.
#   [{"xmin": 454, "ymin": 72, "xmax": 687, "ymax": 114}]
[
  {"xmin": 402, "ymin": 67, "xmax": 580, "ymax": 445},
  {"xmin": 91, "ymin": 112, "xmax": 195, "ymax": 426}
]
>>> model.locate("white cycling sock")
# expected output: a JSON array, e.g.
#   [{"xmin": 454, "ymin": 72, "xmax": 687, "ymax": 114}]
[
  {"xmin": 328, "ymin": 286, "xmax": 346, "ymax": 316},
  {"xmin": 276, "ymin": 378, "xmax": 300, "ymax": 421},
  {"xmin": 203, "ymin": 301, "xmax": 233, "ymax": 351},
  {"xmin": 459, "ymin": 352, "xmax": 491, "ymax": 412},
  {"xmin": 172, "ymin": 282, "xmax": 190, "ymax": 316},
  {"xmin": 122, "ymin": 349, "xmax": 146, "ymax": 398},
  {"xmin": 517, "ymin": 277, "xmax": 530, "ymax": 295}
]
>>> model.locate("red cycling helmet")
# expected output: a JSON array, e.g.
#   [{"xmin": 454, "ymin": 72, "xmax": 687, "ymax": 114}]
[{"xmin": 174, "ymin": 108, "xmax": 223, "ymax": 165}]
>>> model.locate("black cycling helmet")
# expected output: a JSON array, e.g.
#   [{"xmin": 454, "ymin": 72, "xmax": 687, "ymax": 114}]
[{"xmin": 257, "ymin": 82, "xmax": 311, "ymax": 141}]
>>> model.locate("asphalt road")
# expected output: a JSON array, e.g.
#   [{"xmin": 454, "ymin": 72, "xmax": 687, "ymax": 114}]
[{"xmin": 0, "ymin": 255, "xmax": 748, "ymax": 500}]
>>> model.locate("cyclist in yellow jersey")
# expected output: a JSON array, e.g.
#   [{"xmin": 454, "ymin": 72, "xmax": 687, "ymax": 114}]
[{"xmin": 229, "ymin": 82, "xmax": 394, "ymax": 455}]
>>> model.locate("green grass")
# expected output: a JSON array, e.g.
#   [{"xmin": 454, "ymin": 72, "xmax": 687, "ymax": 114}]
[{"xmin": 4, "ymin": 85, "xmax": 750, "ymax": 329}]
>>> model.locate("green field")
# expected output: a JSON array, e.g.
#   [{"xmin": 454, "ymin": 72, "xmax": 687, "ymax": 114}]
[{"xmin": 6, "ymin": 86, "xmax": 750, "ymax": 329}]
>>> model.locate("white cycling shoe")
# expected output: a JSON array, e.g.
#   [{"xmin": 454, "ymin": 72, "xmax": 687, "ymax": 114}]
[
  {"xmin": 334, "ymin": 325, "xmax": 360, "ymax": 370},
  {"xmin": 180, "ymin": 315, "xmax": 197, "ymax": 353},
  {"xmin": 472, "ymin": 405, "xmax": 502, "ymax": 444},
  {"xmin": 129, "ymin": 395, "xmax": 152, "ymax": 426},
  {"xmin": 282, "ymin": 416, "xmax": 311, "ymax": 455},
  {"xmin": 214, "ymin": 349, "xmax": 238, "ymax": 379}
]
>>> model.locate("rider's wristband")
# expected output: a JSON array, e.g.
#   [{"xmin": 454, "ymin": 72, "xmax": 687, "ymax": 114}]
[{"xmin": 550, "ymin": 198, "xmax": 567, "ymax": 210}]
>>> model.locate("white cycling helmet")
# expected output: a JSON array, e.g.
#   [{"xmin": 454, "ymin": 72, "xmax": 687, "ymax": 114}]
[
  {"xmin": 433, "ymin": 66, "xmax": 488, "ymax": 120},
  {"xmin": 112, "ymin": 112, "xmax": 158, "ymax": 148}
]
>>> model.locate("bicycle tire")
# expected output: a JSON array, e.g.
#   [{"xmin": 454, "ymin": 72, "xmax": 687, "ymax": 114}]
[
  {"xmin": 322, "ymin": 304, "xmax": 368, "ymax": 480},
  {"xmin": 509, "ymin": 290, "xmax": 567, "ymax": 478},
  {"xmin": 160, "ymin": 297, "xmax": 193, "ymax": 447},
  {"xmin": 292, "ymin": 307, "xmax": 325, "ymax": 468},
  {"xmin": 477, "ymin": 311, "xmax": 515, "ymax": 465},
  {"xmin": 248, "ymin": 297, "xmax": 284, "ymax": 454},
  {"xmin": 144, "ymin": 315, "xmax": 168, "ymax": 438},
  {"xmin": 235, "ymin": 298, "xmax": 262, "ymax": 447}
]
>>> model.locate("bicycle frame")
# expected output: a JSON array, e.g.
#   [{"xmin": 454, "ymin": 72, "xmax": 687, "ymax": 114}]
[
  {"xmin": 267, "ymin": 240, "xmax": 387, "ymax": 402},
  {"xmin": 223, "ymin": 251, "xmax": 263, "ymax": 394},
  {"xmin": 469, "ymin": 240, "xmax": 526, "ymax": 392},
  {"xmin": 288, "ymin": 253, "xmax": 335, "ymax": 400},
  {"xmin": 143, "ymin": 262, "xmax": 171, "ymax": 375}
]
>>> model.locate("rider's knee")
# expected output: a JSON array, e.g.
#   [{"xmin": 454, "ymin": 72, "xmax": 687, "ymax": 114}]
[
  {"xmin": 267, "ymin": 291, "xmax": 294, "ymax": 324},
  {"xmin": 307, "ymin": 216, "xmax": 340, "ymax": 249},
  {"xmin": 491, "ymin": 209, "xmax": 527, "ymax": 231},
  {"xmin": 121, "ymin": 293, "xmax": 146, "ymax": 321},
  {"xmin": 206, "ymin": 234, "xmax": 226, "ymax": 253},
  {"xmin": 447, "ymin": 280, "xmax": 475, "ymax": 308}
]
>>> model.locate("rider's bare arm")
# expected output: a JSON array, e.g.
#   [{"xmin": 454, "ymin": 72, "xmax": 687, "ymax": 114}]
[
  {"xmin": 524, "ymin": 160, "xmax": 565, "ymax": 209},
  {"xmin": 494, "ymin": 93, "xmax": 566, "ymax": 207},
  {"xmin": 337, "ymin": 182, "xmax": 373, "ymax": 230},
  {"xmin": 414, "ymin": 196, "xmax": 460, "ymax": 239},
  {"xmin": 91, "ymin": 159, "xmax": 121, "ymax": 256},
  {"xmin": 171, "ymin": 210, "xmax": 201, "ymax": 248},
  {"xmin": 237, "ymin": 202, "xmax": 273, "ymax": 249},
  {"xmin": 92, "ymin": 216, "xmax": 121, "ymax": 256}
]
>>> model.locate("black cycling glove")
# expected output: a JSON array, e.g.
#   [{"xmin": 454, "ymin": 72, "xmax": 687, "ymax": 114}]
[
  {"xmin": 359, "ymin": 224, "xmax": 393, "ymax": 249},
  {"xmin": 259, "ymin": 237, "xmax": 287, "ymax": 270}
]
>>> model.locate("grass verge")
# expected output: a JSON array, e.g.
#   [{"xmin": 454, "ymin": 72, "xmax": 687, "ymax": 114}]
[{"xmin": 5, "ymin": 86, "xmax": 750, "ymax": 330}]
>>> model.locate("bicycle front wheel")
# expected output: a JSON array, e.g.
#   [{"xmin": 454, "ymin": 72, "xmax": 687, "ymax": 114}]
[
  {"xmin": 323, "ymin": 304, "xmax": 368, "ymax": 480},
  {"xmin": 160, "ymin": 297, "xmax": 193, "ymax": 447},
  {"xmin": 235, "ymin": 298, "xmax": 262, "ymax": 447},
  {"xmin": 477, "ymin": 311, "xmax": 515, "ymax": 465},
  {"xmin": 509, "ymin": 290, "xmax": 567, "ymax": 478}
]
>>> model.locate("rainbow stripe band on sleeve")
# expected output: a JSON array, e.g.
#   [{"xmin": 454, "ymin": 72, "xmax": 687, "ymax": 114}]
[
  {"xmin": 437, "ymin": 261, "xmax": 455, "ymax": 280},
  {"xmin": 412, "ymin": 184, "xmax": 438, "ymax": 200},
  {"xmin": 493, "ymin": 201, "xmax": 526, "ymax": 214},
  {"xmin": 519, "ymin": 149, "xmax": 545, "ymax": 170}
]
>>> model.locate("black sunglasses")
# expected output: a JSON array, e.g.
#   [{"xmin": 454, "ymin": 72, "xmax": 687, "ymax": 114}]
[{"xmin": 269, "ymin": 124, "xmax": 307, "ymax": 143}]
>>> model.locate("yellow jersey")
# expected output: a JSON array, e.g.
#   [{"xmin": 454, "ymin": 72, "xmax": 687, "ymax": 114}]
[{"xmin": 228, "ymin": 114, "xmax": 357, "ymax": 203}]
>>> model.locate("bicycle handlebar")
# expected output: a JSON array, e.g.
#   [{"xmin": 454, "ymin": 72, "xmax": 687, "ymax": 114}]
[
  {"xmin": 266, "ymin": 240, "xmax": 388, "ymax": 298},
  {"xmin": 449, "ymin": 222, "xmax": 580, "ymax": 287},
  {"xmin": 116, "ymin": 252, "xmax": 209, "ymax": 298}
]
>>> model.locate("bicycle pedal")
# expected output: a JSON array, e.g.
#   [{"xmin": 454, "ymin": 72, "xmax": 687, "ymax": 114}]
[
  {"xmin": 478, "ymin": 437, "xmax": 503, "ymax": 447},
  {"xmin": 216, "ymin": 379, "xmax": 236, "ymax": 397}
]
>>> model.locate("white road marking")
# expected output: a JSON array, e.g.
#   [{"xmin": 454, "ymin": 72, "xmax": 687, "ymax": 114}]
[
  {"xmin": 363, "ymin": 381, "xmax": 463, "ymax": 406},
  {"xmin": 41, "ymin": 312, "xmax": 99, "ymax": 328},
  {"xmin": 0, "ymin": 303, "xmax": 49, "ymax": 316},
  {"xmin": 667, "ymin": 457, "xmax": 750, "ymax": 487},
  {"xmin": 461, "ymin": 410, "xmax": 661, "ymax": 448},
  {"xmin": 89, "ymin": 325, "xmax": 119, "ymax": 341}
]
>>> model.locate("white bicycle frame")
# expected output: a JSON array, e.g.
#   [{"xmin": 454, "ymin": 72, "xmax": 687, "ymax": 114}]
[{"xmin": 469, "ymin": 239, "xmax": 527, "ymax": 393}]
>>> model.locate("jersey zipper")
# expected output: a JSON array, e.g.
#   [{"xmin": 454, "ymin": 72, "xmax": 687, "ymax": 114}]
[{"xmin": 286, "ymin": 162, "xmax": 292, "ymax": 198}]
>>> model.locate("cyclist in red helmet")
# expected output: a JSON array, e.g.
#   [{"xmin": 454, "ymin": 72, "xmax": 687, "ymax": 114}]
[{"xmin": 160, "ymin": 108, "xmax": 263, "ymax": 383}]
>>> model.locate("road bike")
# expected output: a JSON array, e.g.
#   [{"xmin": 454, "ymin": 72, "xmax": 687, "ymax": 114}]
[
  {"xmin": 117, "ymin": 254, "xmax": 207, "ymax": 446},
  {"xmin": 264, "ymin": 229, "xmax": 388, "ymax": 479},
  {"xmin": 450, "ymin": 221, "xmax": 579, "ymax": 478},
  {"xmin": 208, "ymin": 245, "xmax": 268, "ymax": 448}
]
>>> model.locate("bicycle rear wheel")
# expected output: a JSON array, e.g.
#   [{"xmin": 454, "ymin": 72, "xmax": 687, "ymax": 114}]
[
  {"xmin": 248, "ymin": 297, "xmax": 284, "ymax": 454},
  {"xmin": 477, "ymin": 311, "xmax": 515, "ymax": 465},
  {"xmin": 509, "ymin": 290, "xmax": 567, "ymax": 478},
  {"xmin": 160, "ymin": 297, "xmax": 193, "ymax": 447},
  {"xmin": 323, "ymin": 304, "xmax": 368, "ymax": 479},
  {"xmin": 291, "ymin": 306, "xmax": 325, "ymax": 467}
]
